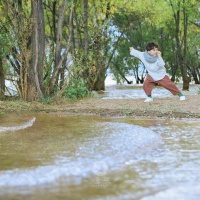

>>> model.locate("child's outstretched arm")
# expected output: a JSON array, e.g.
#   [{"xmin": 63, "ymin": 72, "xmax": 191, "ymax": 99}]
[{"xmin": 129, "ymin": 47, "xmax": 143, "ymax": 60}]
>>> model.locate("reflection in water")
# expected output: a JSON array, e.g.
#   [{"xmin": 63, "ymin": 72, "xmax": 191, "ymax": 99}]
[{"xmin": 0, "ymin": 114, "xmax": 200, "ymax": 200}]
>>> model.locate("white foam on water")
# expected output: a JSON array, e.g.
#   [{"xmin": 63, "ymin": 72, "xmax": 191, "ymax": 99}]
[
  {"xmin": 0, "ymin": 117, "xmax": 36, "ymax": 133},
  {"xmin": 93, "ymin": 183, "xmax": 200, "ymax": 200},
  {"xmin": 0, "ymin": 122, "xmax": 161, "ymax": 187},
  {"xmin": 141, "ymin": 183, "xmax": 200, "ymax": 200}
]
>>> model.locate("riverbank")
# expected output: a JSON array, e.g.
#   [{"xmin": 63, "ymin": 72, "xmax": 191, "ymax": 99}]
[{"xmin": 1, "ymin": 94, "xmax": 200, "ymax": 118}]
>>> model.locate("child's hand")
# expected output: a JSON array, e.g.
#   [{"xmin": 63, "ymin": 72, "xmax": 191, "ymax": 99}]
[
  {"xmin": 129, "ymin": 47, "xmax": 134, "ymax": 51},
  {"xmin": 157, "ymin": 51, "xmax": 162, "ymax": 57}
]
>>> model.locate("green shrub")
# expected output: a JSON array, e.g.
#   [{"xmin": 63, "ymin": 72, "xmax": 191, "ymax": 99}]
[{"xmin": 65, "ymin": 79, "xmax": 89, "ymax": 100}]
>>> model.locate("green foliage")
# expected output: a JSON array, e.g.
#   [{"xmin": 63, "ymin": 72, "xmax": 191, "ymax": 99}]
[
  {"xmin": 0, "ymin": 23, "xmax": 15, "ymax": 58},
  {"xmin": 41, "ymin": 96, "xmax": 53, "ymax": 104},
  {"xmin": 65, "ymin": 79, "xmax": 89, "ymax": 100},
  {"xmin": 0, "ymin": 0, "xmax": 199, "ymax": 101}
]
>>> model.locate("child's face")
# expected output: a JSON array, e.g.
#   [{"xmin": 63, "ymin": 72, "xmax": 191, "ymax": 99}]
[{"xmin": 148, "ymin": 47, "xmax": 158, "ymax": 56}]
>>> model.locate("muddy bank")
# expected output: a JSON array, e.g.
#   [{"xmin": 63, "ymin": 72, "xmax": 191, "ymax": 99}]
[
  {"xmin": 48, "ymin": 96, "xmax": 200, "ymax": 118},
  {"xmin": 2, "ymin": 95, "xmax": 198, "ymax": 118}
]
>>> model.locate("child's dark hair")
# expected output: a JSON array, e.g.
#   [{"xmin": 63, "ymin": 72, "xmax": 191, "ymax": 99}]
[{"xmin": 145, "ymin": 42, "xmax": 159, "ymax": 51}]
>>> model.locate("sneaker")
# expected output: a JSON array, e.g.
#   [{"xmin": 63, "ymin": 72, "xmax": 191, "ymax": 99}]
[
  {"xmin": 179, "ymin": 96, "xmax": 186, "ymax": 101},
  {"xmin": 144, "ymin": 97, "xmax": 153, "ymax": 102}
]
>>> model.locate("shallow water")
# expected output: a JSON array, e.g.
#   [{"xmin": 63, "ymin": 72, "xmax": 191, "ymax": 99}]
[{"xmin": 0, "ymin": 114, "xmax": 200, "ymax": 200}]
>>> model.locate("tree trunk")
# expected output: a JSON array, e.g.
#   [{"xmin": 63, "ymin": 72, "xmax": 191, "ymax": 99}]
[
  {"xmin": 83, "ymin": 0, "xmax": 89, "ymax": 57},
  {"xmin": 51, "ymin": 0, "xmax": 69, "ymax": 93},
  {"xmin": 27, "ymin": 0, "xmax": 45, "ymax": 101},
  {"xmin": 181, "ymin": 1, "xmax": 190, "ymax": 90},
  {"xmin": 170, "ymin": 0, "xmax": 190, "ymax": 90},
  {"xmin": 50, "ymin": 4, "xmax": 73, "ymax": 93},
  {"xmin": 74, "ymin": 2, "xmax": 80, "ymax": 51},
  {"xmin": 93, "ymin": 68, "xmax": 106, "ymax": 91},
  {"xmin": 0, "ymin": 57, "xmax": 5, "ymax": 97},
  {"xmin": 170, "ymin": 64, "xmax": 177, "ymax": 82},
  {"xmin": 55, "ymin": 0, "xmax": 68, "ymax": 67},
  {"xmin": 191, "ymin": 68, "xmax": 200, "ymax": 84},
  {"xmin": 170, "ymin": 37, "xmax": 178, "ymax": 82},
  {"xmin": 53, "ymin": 1, "xmax": 57, "ymax": 41},
  {"xmin": 196, "ymin": 64, "xmax": 200, "ymax": 83}
]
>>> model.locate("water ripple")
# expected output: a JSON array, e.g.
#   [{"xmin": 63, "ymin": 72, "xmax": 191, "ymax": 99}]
[
  {"xmin": 0, "ymin": 117, "xmax": 36, "ymax": 133},
  {"xmin": 0, "ymin": 122, "xmax": 160, "ymax": 187}
]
